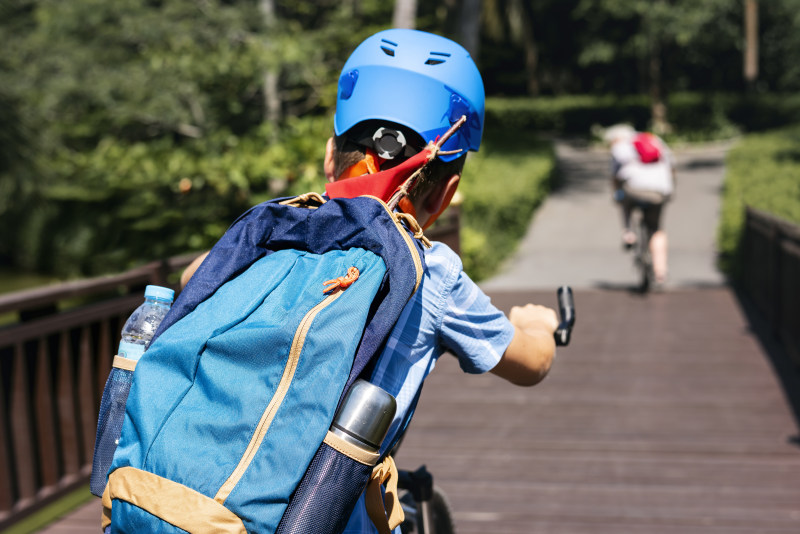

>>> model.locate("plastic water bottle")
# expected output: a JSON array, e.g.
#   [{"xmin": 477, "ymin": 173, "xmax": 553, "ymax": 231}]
[
  {"xmin": 117, "ymin": 285, "xmax": 175, "ymax": 361},
  {"xmin": 90, "ymin": 285, "xmax": 174, "ymax": 497}
]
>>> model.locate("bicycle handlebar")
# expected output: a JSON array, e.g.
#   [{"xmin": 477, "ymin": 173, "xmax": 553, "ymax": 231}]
[{"xmin": 554, "ymin": 286, "xmax": 575, "ymax": 346}]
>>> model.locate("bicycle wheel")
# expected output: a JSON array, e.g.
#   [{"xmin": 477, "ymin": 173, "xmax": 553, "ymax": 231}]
[
  {"xmin": 399, "ymin": 486, "xmax": 457, "ymax": 534},
  {"xmin": 429, "ymin": 486, "xmax": 456, "ymax": 534}
]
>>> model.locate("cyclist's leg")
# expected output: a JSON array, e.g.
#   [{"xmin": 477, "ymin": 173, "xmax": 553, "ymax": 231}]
[
  {"xmin": 620, "ymin": 195, "xmax": 636, "ymax": 247},
  {"xmin": 643, "ymin": 200, "xmax": 667, "ymax": 283}
]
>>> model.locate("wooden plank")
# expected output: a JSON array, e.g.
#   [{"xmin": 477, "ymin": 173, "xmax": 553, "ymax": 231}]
[
  {"xmin": 0, "ymin": 267, "xmax": 152, "ymax": 316},
  {"xmin": 0, "ymin": 295, "xmax": 141, "ymax": 348}
]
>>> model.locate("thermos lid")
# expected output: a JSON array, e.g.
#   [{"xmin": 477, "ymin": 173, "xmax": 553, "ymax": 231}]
[{"xmin": 332, "ymin": 380, "xmax": 397, "ymax": 450}]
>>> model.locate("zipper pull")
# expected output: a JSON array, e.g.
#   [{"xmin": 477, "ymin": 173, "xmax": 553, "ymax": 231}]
[{"xmin": 323, "ymin": 266, "xmax": 360, "ymax": 294}]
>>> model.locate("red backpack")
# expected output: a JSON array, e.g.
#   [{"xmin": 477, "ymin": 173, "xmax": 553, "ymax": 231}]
[{"xmin": 633, "ymin": 133, "xmax": 661, "ymax": 163}]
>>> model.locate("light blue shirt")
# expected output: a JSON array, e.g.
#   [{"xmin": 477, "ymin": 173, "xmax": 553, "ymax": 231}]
[{"xmin": 343, "ymin": 242, "xmax": 515, "ymax": 534}]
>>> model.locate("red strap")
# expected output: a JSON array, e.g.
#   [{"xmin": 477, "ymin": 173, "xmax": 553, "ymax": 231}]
[{"xmin": 325, "ymin": 148, "xmax": 433, "ymax": 202}]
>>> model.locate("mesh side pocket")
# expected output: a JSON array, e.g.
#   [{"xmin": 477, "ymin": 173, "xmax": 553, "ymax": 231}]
[
  {"xmin": 90, "ymin": 367, "xmax": 133, "ymax": 497},
  {"xmin": 276, "ymin": 442, "xmax": 373, "ymax": 534}
]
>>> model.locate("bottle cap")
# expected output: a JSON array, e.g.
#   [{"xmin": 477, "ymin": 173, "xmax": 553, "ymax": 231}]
[
  {"xmin": 145, "ymin": 285, "xmax": 175, "ymax": 303},
  {"xmin": 331, "ymin": 380, "xmax": 396, "ymax": 450}
]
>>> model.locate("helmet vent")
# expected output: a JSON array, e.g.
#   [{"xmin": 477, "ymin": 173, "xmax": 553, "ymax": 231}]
[
  {"xmin": 380, "ymin": 39, "xmax": 397, "ymax": 57},
  {"xmin": 425, "ymin": 51, "xmax": 451, "ymax": 66}
]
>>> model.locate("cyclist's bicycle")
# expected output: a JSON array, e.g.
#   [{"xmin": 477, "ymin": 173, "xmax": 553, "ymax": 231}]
[
  {"xmin": 396, "ymin": 287, "xmax": 576, "ymax": 534},
  {"xmin": 629, "ymin": 200, "xmax": 655, "ymax": 293}
]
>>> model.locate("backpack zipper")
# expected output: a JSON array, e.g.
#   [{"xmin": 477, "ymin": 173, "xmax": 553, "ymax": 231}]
[{"xmin": 214, "ymin": 289, "xmax": 344, "ymax": 504}]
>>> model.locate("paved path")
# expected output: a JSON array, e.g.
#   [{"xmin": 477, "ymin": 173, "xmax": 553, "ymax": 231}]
[
  {"xmin": 39, "ymin": 139, "xmax": 800, "ymax": 533},
  {"xmin": 481, "ymin": 139, "xmax": 731, "ymax": 292}
]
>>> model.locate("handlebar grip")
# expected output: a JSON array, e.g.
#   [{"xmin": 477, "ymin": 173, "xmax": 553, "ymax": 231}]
[{"xmin": 554, "ymin": 286, "xmax": 575, "ymax": 346}]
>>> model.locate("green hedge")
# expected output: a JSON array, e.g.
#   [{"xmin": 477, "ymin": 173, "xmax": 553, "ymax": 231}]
[
  {"xmin": 718, "ymin": 124, "xmax": 800, "ymax": 277},
  {"xmin": 459, "ymin": 127, "xmax": 556, "ymax": 282},
  {"xmin": 486, "ymin": 94, "xmax": 652, "ymax": 135},
  {"xmin": 485, "ymin": 92, "xmax": 800, "ymax": 139}
]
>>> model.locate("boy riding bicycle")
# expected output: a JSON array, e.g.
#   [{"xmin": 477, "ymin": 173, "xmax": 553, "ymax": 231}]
[
  {"xmin": 182, "ymin": 28, "xmax": 559, "ymax": 534},
  {"xmin": 328, "ymin": 29, "xmax": 559, "ymax": 534}
]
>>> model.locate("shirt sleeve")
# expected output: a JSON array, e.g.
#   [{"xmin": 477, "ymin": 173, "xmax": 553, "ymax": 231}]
[{"xmin": 438, "ymin": 265, "xmax": 515, "ymax": 374}]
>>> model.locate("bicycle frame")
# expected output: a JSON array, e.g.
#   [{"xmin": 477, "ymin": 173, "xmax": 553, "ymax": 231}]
[{"xmin": 629, "ymin": 202, "xmax": 655, "ymax": 292}]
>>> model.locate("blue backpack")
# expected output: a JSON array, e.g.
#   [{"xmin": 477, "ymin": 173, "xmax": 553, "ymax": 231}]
[{"xmin": 101, "ymin": 193, "xmax": 425, "ymax": 533}]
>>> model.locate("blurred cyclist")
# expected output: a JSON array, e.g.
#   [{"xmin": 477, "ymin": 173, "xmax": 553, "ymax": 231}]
[{"xmin": 604, "ymin": 124, "xmax": 675, "ymax": 287}]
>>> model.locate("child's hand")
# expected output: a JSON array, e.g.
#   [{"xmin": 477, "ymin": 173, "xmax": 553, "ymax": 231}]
[
  {"xmin": 493, "ymin": 304, "xmax": 558, "ymax": 386},
  {"xmin": 509, "ymin": 304, "xmax": 558, "ymax": 335}
]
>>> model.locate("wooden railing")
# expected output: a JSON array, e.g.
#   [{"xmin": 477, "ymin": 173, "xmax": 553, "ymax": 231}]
[
  {"xmin": 741, "ymin": 207, "xmax": 800, "ymax": 366},
  {"xmin": 0, "ymin": 206, "xmax": 459, "ymax": 530},
  {"xmin": 0, "ymin": 254, "xmax": 198, "ymax": 530}
]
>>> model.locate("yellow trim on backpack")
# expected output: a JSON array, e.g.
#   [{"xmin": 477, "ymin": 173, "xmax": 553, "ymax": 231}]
[
  {"xmin": 112, "ymin": 355, "xmax": 137, "ymax": 371},
  {"xmin": 323, "ymin": 431, "xmax": 380, "ymax": 466},
  {"xmin": 101, "ymin": 483, "xmax": 112, "ymax": 529},
  {"xmin": 366, "ymin": 456, "xmax": 404, "ymax": 534},
  {"xmin": 214, "ymin": 289, "xmax": 345, "ymax": 505},
  {"xmin": 364, "ymin": 196, "xmax": 424, "ymax": 295},
  {"xmin": 104, "ymin": 466, "xmax": 247, "ymax": 533}
]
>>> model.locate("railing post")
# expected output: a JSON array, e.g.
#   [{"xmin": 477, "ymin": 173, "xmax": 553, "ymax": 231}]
[
  {"xmin": 779, "ymin": 238, "xmax": 800, "ymax": 366},
  {"xmin": 34, "ymin": 338, "xmax": 60, "ymax": 492},
  {"xmin": 56, "ymin": 330, "xmax": 81, "ymax": 485},
  {"xmin": 78, "ymin": 326, "xmax": 97, "ymax": 468},
  {"xmin": 770, "ymin": 224, "xmax": 782, "ymax": 338},
  {"xmin": 10, "ymin": 343, "xmax": 36, "ymax": 507},
  {"xmin": 0, "ymin": 368, "xmax": 14, "ymax": 516}
]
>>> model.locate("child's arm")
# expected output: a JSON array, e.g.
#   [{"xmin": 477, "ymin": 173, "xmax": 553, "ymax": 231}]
[
  {"xmin": 490, "ymin": 304, "xmax": 558, "ymax": 386},
  {"xmin": 180, "ymin": 251, "xmax": 209, "ymax": 288}
]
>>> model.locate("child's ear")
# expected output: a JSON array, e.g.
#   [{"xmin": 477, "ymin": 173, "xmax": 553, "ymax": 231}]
[
  {"xmin": 424, "ymin": 174, "xmax": 461, "ymax": 214},
  {"xmin": 324, "ymin": 137, "xmax": 336, "ymax": 182}
]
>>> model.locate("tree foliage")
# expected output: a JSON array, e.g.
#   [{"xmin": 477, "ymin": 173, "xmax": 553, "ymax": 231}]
[
  {"xmin": 2, "ymin": 0, "xmax": 800, "ymax": 278},
  {"xmin": 0, "ymin": 0, "xmax": 391, "ymax": 276}
]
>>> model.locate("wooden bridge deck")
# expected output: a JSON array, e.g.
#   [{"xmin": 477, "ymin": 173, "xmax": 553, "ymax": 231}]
[
  {"xmin": 39, "ymin": 287, "xmax": 800, "ymax": 533},
  {"xmin": 396, "ymin": 288, "xmax": 800, "ymax": 533}
]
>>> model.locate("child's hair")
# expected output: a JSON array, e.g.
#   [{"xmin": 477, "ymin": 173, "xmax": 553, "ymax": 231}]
[{"xmin": 332, "ymin": 123, "xmax": 466, "ymax": 201}]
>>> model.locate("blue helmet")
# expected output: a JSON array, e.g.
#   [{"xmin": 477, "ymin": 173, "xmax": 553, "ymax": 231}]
[{"xmin": 334, "ymin": 29, "xmax": 485, "ymax": 162}]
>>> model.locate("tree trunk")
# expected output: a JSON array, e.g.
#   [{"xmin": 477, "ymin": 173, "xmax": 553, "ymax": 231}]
[
  {"xmin": 744, "ymin": 0, "xmax": 759, "ymax": 90},
  {"xmin": 516, "ymin": 0, "xmax": 539, "ymax": 96},
  {"xmin": 649, "ymin": 47, "xmax": 668, "ymax": 134},
  {"xmin": 260, "ymin": 0, "xmax": 281, "ymax": 124},
  {"xmin": 646, "ymin": 10, "xmax": 669, "ymax": 135},
  {"xmin": 457, "ymin": 0, "xmax": 482, "ymax": 59},
  {"xmin": 393, "ymin": 0, "xmax": 418, "ymax": 29}
]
